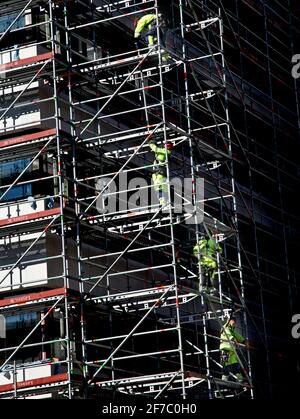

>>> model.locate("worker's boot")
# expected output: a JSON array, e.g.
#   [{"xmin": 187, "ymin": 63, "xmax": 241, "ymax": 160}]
[
  {"xmin": 209, "ymin": 277, "xmax": 219, "ymax": 295},
  {"xmin": 202, "ymin": 285, "xmax": 212, "ymax": 294},
  {"xmin": 200, "ymin": 285, "xmax": 211, "ymax": 294},
  {"xmin": 209, "ymin": 287, "xmax": 219, "ymax": 296}
]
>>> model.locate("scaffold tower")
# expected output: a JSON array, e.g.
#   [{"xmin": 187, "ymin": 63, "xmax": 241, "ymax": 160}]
[{"xmin": 0, "ymin": 0, "xmax": 255, "ymax": 399}]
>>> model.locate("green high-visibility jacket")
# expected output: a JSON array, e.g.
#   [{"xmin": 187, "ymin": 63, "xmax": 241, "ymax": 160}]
[
  {"xmin": 220, "ymin": 322, "xmax": 245, "ymax": 353},
  {"xmin": 149, "ymin": 143, "xmax": 171, "ymax": 163},
  {"xmin": 193, "ymin": 238, "xmax": 222, "ymax": 258},
  {"xmin": 152, "ymin": 173, "xmax": 168, "ymax": 192},
  {"xmin": 134, "ymin": 14, "xmax": 157, "ymax": 38}
]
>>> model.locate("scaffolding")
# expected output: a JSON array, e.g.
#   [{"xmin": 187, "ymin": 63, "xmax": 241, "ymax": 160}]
[{"xmin": 0, "ymin": 0, "xmax": 262, "ymax": 399}]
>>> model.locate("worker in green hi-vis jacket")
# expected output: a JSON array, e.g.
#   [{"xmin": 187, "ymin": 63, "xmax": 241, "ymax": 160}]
[
  {"xmin": 193, "ymin": 235, "xmax": 222, "ymax": 294},
  {"xmin": 220, "ymin": 315, "xmax": 247, "ymax": 382},
  {"xmin": 134, "ymin": 13, "xmax": 170, "ymax": 61},
  {"xmin": 149, "ymin": 140, "xmax": 173, "ymax": 167},
  {"xmin": 149, "ymin": 140, "xmax": 173, "ymax": 209}
]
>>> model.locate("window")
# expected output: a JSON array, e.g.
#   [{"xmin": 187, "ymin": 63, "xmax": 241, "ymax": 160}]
[
  {"xmin": 5, "ymin": 312, "xmax": 38, "ymax": 331},
  {"xmin": 0, "ymin": 158, "xmax": 33, "ymax": 201},
  {"xmin": 0, "ymin": 12, "xmax": 25, "ymax": 33},
  {"xmin": 0, "ymin": 312, "xmax": 40, "ymax": 363},
  {"xmin": 0, "ymin": 158, "xmax": 30, "ymax": 179},
  {"xmin": 0, "ymin": 184, "xmax": 32, "ymax": 201}
]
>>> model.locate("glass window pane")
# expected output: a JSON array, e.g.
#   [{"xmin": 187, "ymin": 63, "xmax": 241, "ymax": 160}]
[{"xmin": 0, "ymin": 12, "xmax": 25, "ymax": 33}]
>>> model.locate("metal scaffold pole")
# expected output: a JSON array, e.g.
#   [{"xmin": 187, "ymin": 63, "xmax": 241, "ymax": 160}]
[
  {"xmin": 48, "ymin": 0, "xmax": 73, "ymax": 399},
  {"xmin": 154, "ymin": 0, "xmax": 186, "ymax": 399}
]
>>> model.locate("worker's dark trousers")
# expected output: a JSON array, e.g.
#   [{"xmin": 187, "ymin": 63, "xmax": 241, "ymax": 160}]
[
  {"xmin": 142, "ymin": 27, "xmax": 167, "ymax": 48},
  {"xmin": 223, "ymin": 362, "xmax": 241, "ymax": 378},
  {"xmin": 200, "ymin": 266, "xmax": 217, "ymax": 289},
  {"xmin": 221, "ymin": 351, "xmax": 241, "ymax": 378}
]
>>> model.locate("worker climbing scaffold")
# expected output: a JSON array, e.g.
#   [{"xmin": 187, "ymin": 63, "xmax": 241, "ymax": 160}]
[
  {"xmin": 193, "ymin": 233, "xmax": 222, "ymax": 294},
  {"xmin": 219, "ymin": 314, "xmax": 247, "ymax": 383},
  {"xmin": 134, "ymin": 13, "xmax": 170, "ymax": 62},
  {"xmin": 149, "ymin": 139, "xmax": 173, "ymax": 210}
]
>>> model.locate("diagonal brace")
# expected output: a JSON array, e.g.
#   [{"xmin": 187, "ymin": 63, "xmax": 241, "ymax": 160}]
[{"xmin": 88, "ymin": 285, "xmax": 175, "ymax": 384}]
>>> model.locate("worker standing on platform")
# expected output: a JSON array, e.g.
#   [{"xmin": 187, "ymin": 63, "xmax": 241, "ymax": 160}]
[
  {"xmin": 219, "ymin": 315, "xmax": 247, "ymax": 382},
  {"xmin": 134, "ymin": 13, "xmax": 170, "ymax": 62},
  {"xmin": 193, "ymin": 234, "xmax": 222, "ymax": 294}
]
